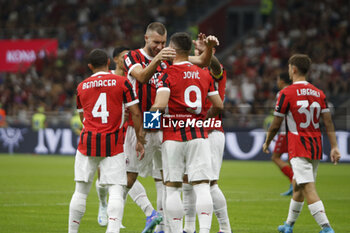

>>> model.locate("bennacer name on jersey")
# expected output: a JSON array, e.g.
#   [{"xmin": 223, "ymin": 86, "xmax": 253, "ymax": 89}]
[{"xmin": 82, "ymin": 78, "xmax": 117, "ymax": 89}]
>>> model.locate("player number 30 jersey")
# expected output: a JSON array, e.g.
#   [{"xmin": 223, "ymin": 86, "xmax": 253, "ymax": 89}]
[{"xmin": 274, "ymin": 81, "xmax": 329, "ymax": 160}]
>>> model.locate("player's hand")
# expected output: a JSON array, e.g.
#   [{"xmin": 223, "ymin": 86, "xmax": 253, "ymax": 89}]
[
  {"xmin": 137, "ymin": 130, "xmax": 146, "ymax": 145},
  {"xmin": 205, "ymin": 35, "xmax": 219, "ymax": 48},
  {"xmin": 155, "ymin": 47, "xmax": 176, "ymax": 62},
  {"xmin": 192, "ymin": 33, "xmax": 207, "ymax": 54},
  {"xmin": 262, "ymin": 142, "xmax": 270, "ymax": 154},
  {"xmin": 136, "ymin": 141, "xmax": 145, "ymax": 160},
  {"xmin": 330, "ymin": 147, "xmax": 341, "ymax": 165}
]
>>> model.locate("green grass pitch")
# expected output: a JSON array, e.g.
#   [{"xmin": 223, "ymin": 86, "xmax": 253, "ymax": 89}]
[{"xmin": 0, "ymin": 154, "xmax": 349, "ymax": 233}]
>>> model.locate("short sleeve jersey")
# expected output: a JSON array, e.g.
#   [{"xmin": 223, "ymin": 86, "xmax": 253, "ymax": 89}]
[
  {"xmin": 124, "ymin": 49, "xmax": 170, "ymax": 126},
  {"xmin": 274, "ymin": 81, "xmax": 329, "ymax": 160},
  {"xmin": 76, "ymin": 71, "xmax": 138, "ymax": 157},
  {"xmin": 203, "ymin": 66, "xmax": 226, "ymax": 132},
  {"xmin": 157, "ymin": 61, "xmax": 218, "ymax": 142},
  {"xmin": 275, "ymin": 91, "xmax": 287, "ymax": 135}
]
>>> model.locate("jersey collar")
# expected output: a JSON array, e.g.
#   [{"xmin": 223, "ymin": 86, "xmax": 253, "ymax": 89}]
[
  {"xmin": 140, "ymin": 49, "xmax": 154, "ymax": 60},
  {"xmin": 91, "ymin": 71, "xmax": 110, "ymax": 77},
  {"xmin": 293, "ymin": 81, "xmax": 308, "ymax": 84},
  {"xmin": 173, "ymin": 61, "xmax": 192, "ymax": 66}
]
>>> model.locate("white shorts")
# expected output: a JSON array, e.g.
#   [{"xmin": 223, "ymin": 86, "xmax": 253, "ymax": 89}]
[
  {"xmin": 162, "ymin": 138, "xmax": 213, "ymax": 183},
  {"xmin": 209, "ymin": 130, "xmax": 225, "ymax": 180},
  {"xmin": 74, "ymin": 150, "xmax": 127, "ymax": 186},
  {"xmin": 290, "ymin": 157, "xmax": 319, "ymax": 185},
  {"xmin": 124, "ymin": 126, "xmax": 162, "ymax": 179},
  {"xmin": 146, "ymin": 131, "xmax": 162, "ymax": 180}
]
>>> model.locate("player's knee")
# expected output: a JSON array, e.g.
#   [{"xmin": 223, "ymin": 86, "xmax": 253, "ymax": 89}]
[
  {"xmin": 191, "ymin": 180, "xmax": 210, "ymax": 186},
  {"xmin": 210, "ymin": 180, "xmax": 218, "ymax": 186},
  {"xmin": 126, "ymin": 172, "xmax": 138, "ymax": 188},
  {"xmin": 183, "ymin": 174, "xmax": 189, "ymax": 184},
  {"xmin": 75, "ymin": 181, "xmax": 92, "ymax": 195},
  {"xmin": 302, "ymin": 183, "xmax": 318, "ymax": 196},
  {"xmin": 271, "ymin": 153, "xmax": 279, "ymax": 162}
]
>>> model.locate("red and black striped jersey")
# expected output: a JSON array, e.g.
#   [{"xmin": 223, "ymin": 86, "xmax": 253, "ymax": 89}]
[
  {"xmin": 124, "ymin": 49, "xmax": 170, "ymax": 126},
  {"xmin": 76, "ymin": 71, "xmax": 138, "ymax": 157},
  {"xmin": 274, "ymin": 81, "xmax": 329, "ymax": 160},
  {"xmin": 157, "ymin": 61, "xmax": 218, "ymax": 142},
  {"xmin": 203, "ymin": 66, "xmax": 226, "ymax": 132}
]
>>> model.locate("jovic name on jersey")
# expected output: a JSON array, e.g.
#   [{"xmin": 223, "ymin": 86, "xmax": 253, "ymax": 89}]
[{"xmin": 77, "ymin": 71, "xmax": 138, "ymax": 157}]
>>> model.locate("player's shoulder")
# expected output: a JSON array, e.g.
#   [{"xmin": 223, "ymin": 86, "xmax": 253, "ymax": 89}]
[
  {"xmin": 307, "ymin": 83, "xmax": 326, "ymax": 96},
  {"xmin": 125, "ymin": 49, "xmax": 142, "ymax": 61},
  {"xmin": 127, "ymin": 48, "xmax": 141, "ymax": 55},
  {"xmin": 117, "ymin": 74, "xmax": 131, "ymax": 84},
  {"xmin": 280, "ymin": 83, "xmax": 296, "ymax": 95},
  {"xmin": 163, "ymin": 62, "xmax": 184, "ymax": 76}
]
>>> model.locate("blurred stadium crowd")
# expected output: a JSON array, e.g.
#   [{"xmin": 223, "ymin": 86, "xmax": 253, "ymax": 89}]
[
  {"xmin": 223, "ymin": 0, "xmax": 350, "ymax": 127},
  {"xmin": 0, "ymin": 0, "xmax": 349, "ymax": 128}
]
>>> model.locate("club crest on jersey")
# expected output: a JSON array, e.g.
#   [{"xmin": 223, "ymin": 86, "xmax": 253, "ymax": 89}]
[
  {"xmin": 143, "ymin": 110, "xmax": 161, "ymax": 129},
  {"xmin": 160, "ymin": 61, "xmax": 167, "ymax": 69}
]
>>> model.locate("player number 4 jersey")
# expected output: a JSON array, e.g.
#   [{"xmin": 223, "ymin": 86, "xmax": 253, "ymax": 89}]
[
  {"xmin": 274, "ymin": 81, "xmax": 330, "ymax": 160},
  {"xmin": 76, "ymin": 71, "xmax": 138, "ymax": 157}
]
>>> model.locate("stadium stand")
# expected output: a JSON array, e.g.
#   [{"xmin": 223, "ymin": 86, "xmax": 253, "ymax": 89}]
[{"xmin": 222, "ymin": 0, "xmax": 350, "ymax": 128}]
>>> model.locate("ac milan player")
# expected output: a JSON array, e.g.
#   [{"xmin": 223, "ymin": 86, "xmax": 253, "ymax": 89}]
[
  {"xmin": 95, "ymin": 46, "xmax": 130, "ymax": 228},
  {"xmin": 150, "ymin": 32, "xmax": 223, "ymax": 233},
  {"xmin": 96, "ymin": 46, "xmax": 167, "ymax": 231},
  {"xmin": 124, "ymin": 22, "xmax": 216, "ymax": 233},
  {"xmin": 68, "ymin": 49, "xmax": 145, "ymax": 233},
  {"xmin": 263, "ymin": 54, "xmax": 340, "ymax": 233},
  {"xmin": 271, "ymin": 72, "xmax": 294, "ymax": 196},
  {"xmin": 182, "ymin": 33, "xmax": 232, "ymax": 233}
]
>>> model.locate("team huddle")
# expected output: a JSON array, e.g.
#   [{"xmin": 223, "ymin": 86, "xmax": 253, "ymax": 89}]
[{"xmin": 68, "ymin": 22, "xmax": 341, "ymax": 233}]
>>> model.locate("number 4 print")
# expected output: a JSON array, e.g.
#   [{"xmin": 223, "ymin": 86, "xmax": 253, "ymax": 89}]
[{"xmin": 92, "ymin": 93, "xmax": 109, "ymax": 124}]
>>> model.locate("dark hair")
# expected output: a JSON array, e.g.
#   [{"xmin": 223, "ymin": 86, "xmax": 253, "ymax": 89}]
[
  {"xmin": 112, "ymin": 46, "xmax": 130, "ymax": 58},
  {"xmin": 288, "ymin": 54, "xmax": 312, "ymax": 75},
  {"xmin": 146, "ymin": 22, "xmax": 166, "ymax": 35},
  {"xmin": 170, "ymin": 32, "xmax": 192, "ymax": 54},
  {"xmin": 88, "ymin": 49, "xmax": 108, "ymax": 68},
  {"xmin": 279, "ymin": 72, "xmax": 291, "ymax": 84}
]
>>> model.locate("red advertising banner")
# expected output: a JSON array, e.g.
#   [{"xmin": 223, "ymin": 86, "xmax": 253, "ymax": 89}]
[{"xmin": 0, "ymin": 39, "xmax": 58, "ymax": 72}]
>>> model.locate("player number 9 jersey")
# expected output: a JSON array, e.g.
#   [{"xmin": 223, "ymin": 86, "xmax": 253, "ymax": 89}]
[{"xmin": 157, "ymin": 61, "xmax": 218, "ymax": 142}]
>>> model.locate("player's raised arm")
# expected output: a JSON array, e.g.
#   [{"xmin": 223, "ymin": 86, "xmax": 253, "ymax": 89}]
[
  {"xmin": 125, "ymin": 22, "xmax": 176, "ymax": 84},
  {"xmin": 321, "ymin": 111, "xmax": 341, "ymax": 164},
  {"xmin": 189, "ymin": 34, "xmax": 219, "ymax": 67},
  {"xmin": 192, "ymin": 33, "xmax": 222, "ymax": 77},
  {"xmin": 128, "ymin": 47, "xmax": 175, "ymax": 84}
]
